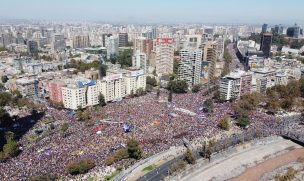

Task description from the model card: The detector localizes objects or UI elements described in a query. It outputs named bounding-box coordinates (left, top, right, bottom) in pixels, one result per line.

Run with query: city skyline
left=0, top=0, right=304, bottom=24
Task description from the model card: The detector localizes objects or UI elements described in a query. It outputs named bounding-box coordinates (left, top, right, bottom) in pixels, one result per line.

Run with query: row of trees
left=167, top=80, right=188, bottom=94
left=146, top=76, right=158, bottom=92
left=221, top=47, right=232, bottom=77
left=67, top=60, right=107, bottom=76
left=0, top=91, right=41, bottom=127
left=67, top=158, right=96, bottom=175
left=266, top=80, right=304, bottom=113
left=105, top=139, right=142, bottom=166
left=0, top=132, right=19, bottom=162
left=109, top=49, right=133, bottom=68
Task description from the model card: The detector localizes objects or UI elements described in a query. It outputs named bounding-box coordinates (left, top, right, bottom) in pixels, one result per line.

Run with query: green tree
left=173, top=60, right=179, bottom=75
left=1, top=75, right=9, bottom=83
left=13, top=90, right=23, bottom=99
left=67, top=159, right=96, bottom=175
left=130, top=90, right=135, bottom=98
left=203, top=99, right=214, bottom=113
left=237, top=117, right=250, bottom=128
left=219, top=117, right=230, bottom=131
left=146, top=76, right=157, bottom=87
left=0, top=132, right=19, bottom=161
left=184, top=148, right=196, bottom=164
left=0, top=108, right=12, bottom=127
left=117, top=49, right=133, bottom=67
left=99, top=64, right=108, bottom=77
left=127, top=139, right=142, bottom=160
left=192, top=84, right=201, bottom=93
left=60, top=123, right=69, bottom=137
left=136, top=88, right=145, bottom=97
left=167, top=80, right=188, bottom=93
left=168, top=89, right=173, bottom=102
left=200, top=141, right=207, bottom=158
left=0, top=92, right=12, bottom=106
left=98, top=93, right=106, bottom=107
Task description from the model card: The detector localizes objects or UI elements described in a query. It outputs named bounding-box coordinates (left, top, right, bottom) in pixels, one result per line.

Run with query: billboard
left=106, top=74, right=123, bottom=81
left=77, top=80, right=96, bottom=88
left=156, top=38, right=174, bottom=44
left=130, top=70, right=144, bottom=77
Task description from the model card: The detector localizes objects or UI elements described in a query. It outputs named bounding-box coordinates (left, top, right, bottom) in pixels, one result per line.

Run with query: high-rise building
left=216, top=36, right=225, bottom=59
left=262, top=24, right=268, bottom=33
left=184, top=35, right=202, bottom=49
left=27, top=40, right=38, bottom=54
left=274, top=25, right=284, bottom=34
left=134, top=37, right=153, bottom=56
left=178, top=49, right=202, bottom=86
left=105, top=36, right=119, bottom=59
left=152, top=28, right=158, bottom=39
left=118, top=33, right=129, bottom=47
left=102, top=34, right=112, bottom=47
left=72, top=35, right=90, bottom=49
left=202, top=41, right=217, bottom=82
left=286, top=23, right=302, bottom=38
left=132, top=50, right=147, bottom=73
left=52, top=34, right=66, bottom=52
left=155, top=38, right=175, bottom=76
left=260, top=33, right=273, bottom=58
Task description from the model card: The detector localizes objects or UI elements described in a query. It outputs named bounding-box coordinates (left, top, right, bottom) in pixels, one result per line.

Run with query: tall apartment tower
left=202, top=41, right=218, bottom=82
left=72, top=35, right=90, bottom=49
left=27, top=40, right=38, bottom=54
left=52, top=34, right=66, bottom=52
left=132, top=50, right=147, bottom=73
left=155, top=38, right=175, bottom=76
left=178, top=49, right=202, bottom=86
left=118, top=33, right=129, bottom=47
left=262, top=24, right=268, bottom=33
left=105, top=36, right=119, bottom=59
left=134, top=37, right=153, bottom=56
left=260, top=33, right=273, bottom=58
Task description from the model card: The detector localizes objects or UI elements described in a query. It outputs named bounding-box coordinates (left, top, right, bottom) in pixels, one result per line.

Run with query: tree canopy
left=167, top=80, right=188, bottom=93
left=127, top=139, right=142, bottom=160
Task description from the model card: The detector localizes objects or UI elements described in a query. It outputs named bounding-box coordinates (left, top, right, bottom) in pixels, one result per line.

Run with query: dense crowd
left=0, top=89, right=303, bottom=180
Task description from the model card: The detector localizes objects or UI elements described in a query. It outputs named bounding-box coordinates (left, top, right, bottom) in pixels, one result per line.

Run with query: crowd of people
left=0, top=89, right=303, bottom=180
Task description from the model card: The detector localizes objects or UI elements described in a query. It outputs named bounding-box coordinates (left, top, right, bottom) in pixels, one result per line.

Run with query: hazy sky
left=0, top=0, right=303, bottom=24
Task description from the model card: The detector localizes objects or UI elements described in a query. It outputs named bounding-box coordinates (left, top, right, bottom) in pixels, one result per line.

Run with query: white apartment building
left=99, top=73, right=125, bottom=102
left=61, top=69, right=146, bottom=110
left=132, top=50, right=147, bottom=73
left=155, top=38, right=175, bottom=76
left=215, top=36, right=225, bottom=59
left=220, top=70, right=252, bottom=101
left=124, top=69, right=146, bottom=95
left=178, top=49, right=202, bottom=86
left=61, top=79, right=99, bottom=110
left=62, top=86, right=87, bottom=110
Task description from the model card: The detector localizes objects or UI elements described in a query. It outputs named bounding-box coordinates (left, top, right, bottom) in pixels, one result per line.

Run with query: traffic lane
left=137, top=157, right=182, bottom=181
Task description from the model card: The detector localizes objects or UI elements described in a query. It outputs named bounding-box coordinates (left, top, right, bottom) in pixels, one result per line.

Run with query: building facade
left=260, top=33, right=272, bottom=58
left=178, top=49, right=202, bottom=86
left=72, top=35, right=90, bottom=49
left=132, top=50, right=147, bottom=73
left=118, top=33, right=128, bottom=47
left=155, top=38, right=175, bottom=76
